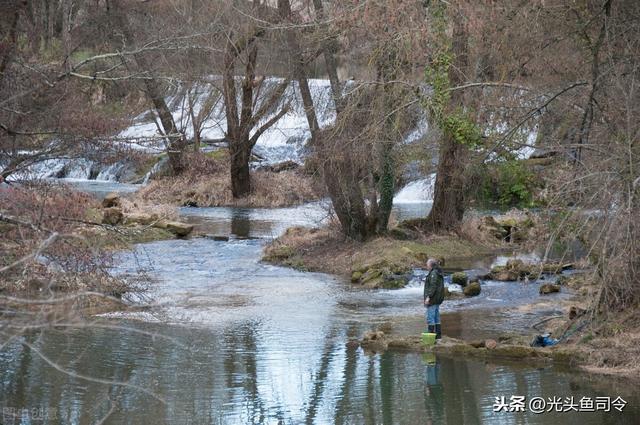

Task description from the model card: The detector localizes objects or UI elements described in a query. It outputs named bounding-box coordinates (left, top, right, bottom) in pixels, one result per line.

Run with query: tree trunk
left=110, top=0, right=186, bottom=174
left=229, top=140, right=251, bottom=198
left=425, top=12, right=470, bottom=232
left=61, top=0, right=71, bottom=72
left=376, top=140, right=395, bottom=233
left=0, top=1, right=23, bottom=90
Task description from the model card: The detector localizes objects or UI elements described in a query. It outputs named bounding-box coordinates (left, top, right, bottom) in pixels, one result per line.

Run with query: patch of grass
left=262, top=225, right=493, bottom=286
left=138, top=168, right=322, bottom=208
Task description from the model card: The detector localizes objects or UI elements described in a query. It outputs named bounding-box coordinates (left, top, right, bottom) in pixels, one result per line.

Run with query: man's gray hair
left=427, top=258, right=439, bottom=268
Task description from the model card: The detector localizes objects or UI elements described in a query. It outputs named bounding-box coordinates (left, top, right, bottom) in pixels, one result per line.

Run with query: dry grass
left=136, top=154, right=322, bottom=208
left=118, top=197, right=178, bottom=221
left=0, top=182, right=140, bottom=296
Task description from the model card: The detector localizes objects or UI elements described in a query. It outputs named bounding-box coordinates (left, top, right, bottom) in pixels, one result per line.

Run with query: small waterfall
left=393, top=174, right=436, bottom=203
left=96, top=162, right=127, bottom=181
left=64, top=159, right=95, bottom=180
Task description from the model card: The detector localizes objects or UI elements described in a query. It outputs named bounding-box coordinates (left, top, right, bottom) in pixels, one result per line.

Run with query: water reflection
left=230, top=209, right=251, bottom=238
left=1, top=202, right=634, bottom=424
left=1, top=326, right=637, bottom=424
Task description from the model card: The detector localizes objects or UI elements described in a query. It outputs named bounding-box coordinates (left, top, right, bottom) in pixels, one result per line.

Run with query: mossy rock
left=362, top=276, right=385, bottom=289
left=451, top=272, right=468, bottom=286
left=381, top=277, right=407, bottom=289
left=505, top=259, right=525, bottom=269
left=488, top=259, right=542, bottom=281
left=539, top=283, right=560, bottom=295
left=283, top=258, right=307, bottom=271
left=487, top=265, right=520, bottom=281
left=360, top=268, right=383, bottom=284
left=463, top=281, right=481, bottom=297
left=351, top=271, right=363, bottom=283
left=389, top=227, right=417, bottom=240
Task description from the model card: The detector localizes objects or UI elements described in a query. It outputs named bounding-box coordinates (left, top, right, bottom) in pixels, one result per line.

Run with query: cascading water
left=393, top=174, right=436, bottom=204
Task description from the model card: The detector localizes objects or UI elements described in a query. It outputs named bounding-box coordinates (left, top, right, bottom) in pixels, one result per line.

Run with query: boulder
left=123, top=212, right=157, bottom=226
left=487, top=259, right=540, bottom=281
left=163, top=221, right=194, bottom=237
left=479, top=216, right=508, bottom=240
left=451, top=272, right=468, bottom=286
left=101, top=207, right=123, bottom=225
left=444, top=287, right=464, bottom=300
left=487, top=265, right=520, bottom=281
left=102, top=192, right=120, bottom=208
left=463, top=281, right=481, bottom=297
left=539, top=283, right=560, bottom=295
left=360, top=268, right=382, bottom=283
left=351, top=271, right=363, bottom=283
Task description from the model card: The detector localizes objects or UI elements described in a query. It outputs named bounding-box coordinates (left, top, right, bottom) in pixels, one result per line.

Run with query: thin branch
left=19, top=339, right=166, bottom=404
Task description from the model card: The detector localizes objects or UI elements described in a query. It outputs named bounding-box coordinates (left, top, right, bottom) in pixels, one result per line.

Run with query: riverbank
left=355, top=271, right=640, bottom=379
left=0, top=184, right=188, bottom=309
left=261, top=211, right=538, bottom=288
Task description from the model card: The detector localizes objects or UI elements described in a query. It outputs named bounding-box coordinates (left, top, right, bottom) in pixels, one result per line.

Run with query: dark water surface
left=1, top=191, right=638, bottom=424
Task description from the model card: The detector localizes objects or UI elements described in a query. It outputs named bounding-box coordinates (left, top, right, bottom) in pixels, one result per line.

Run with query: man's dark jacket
left=424, top=266, right=445, bottom=306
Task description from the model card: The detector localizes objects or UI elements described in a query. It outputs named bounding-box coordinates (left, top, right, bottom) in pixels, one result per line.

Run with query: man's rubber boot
left=428, top=324, right=436, bottom=334
left=435, top=324, right=442, bottom=340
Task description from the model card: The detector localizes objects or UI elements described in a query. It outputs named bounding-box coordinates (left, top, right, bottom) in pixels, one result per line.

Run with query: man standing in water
left=424, top=258, right=445, bottom=339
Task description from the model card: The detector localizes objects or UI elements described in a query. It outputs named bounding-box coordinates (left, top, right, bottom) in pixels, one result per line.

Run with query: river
left=0, top=181, right=637, bottom=424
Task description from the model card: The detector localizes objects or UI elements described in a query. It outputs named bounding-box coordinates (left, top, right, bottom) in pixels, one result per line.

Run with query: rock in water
left=164, top=221, right=194, bottom=237
left=539, top=284, right=560, bottom=295
left=102, top=207, right=123, bottom=225
left=463, top=281, right=481, bottom=297
left=102, top=192, right=120, bottom=208
left=451, top=272, right=468, bottom=286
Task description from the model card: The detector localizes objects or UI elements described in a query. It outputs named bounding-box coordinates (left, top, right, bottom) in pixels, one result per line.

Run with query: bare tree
left=221, top=3, right=290, bottom=198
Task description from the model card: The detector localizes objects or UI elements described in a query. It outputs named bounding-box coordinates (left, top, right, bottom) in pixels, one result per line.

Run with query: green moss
left=451, top=272, right=468, bottom=286
left=205, top=149, right=228, bottom=161
left=262, top=245, right=295, bottom=262
left=283, top=258, right=307, bottom=272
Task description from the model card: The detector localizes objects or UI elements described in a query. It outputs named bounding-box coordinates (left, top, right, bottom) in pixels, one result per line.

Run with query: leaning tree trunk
left=110, top=0, right=186, bottom=174
left=279, top=0, right=369, bottom=240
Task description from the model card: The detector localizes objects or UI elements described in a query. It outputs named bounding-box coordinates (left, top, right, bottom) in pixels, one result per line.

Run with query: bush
left=477, top=160, right=539, bottom=209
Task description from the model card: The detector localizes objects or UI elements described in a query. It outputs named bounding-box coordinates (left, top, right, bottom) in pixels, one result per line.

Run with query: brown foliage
left=136, top=152, right=322, bottom=208
left=0, top=182, right=119, bottom=292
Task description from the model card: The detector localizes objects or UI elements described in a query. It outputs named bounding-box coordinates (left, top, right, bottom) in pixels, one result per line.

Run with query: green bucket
left=421, top=332, right=436, bottom=346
